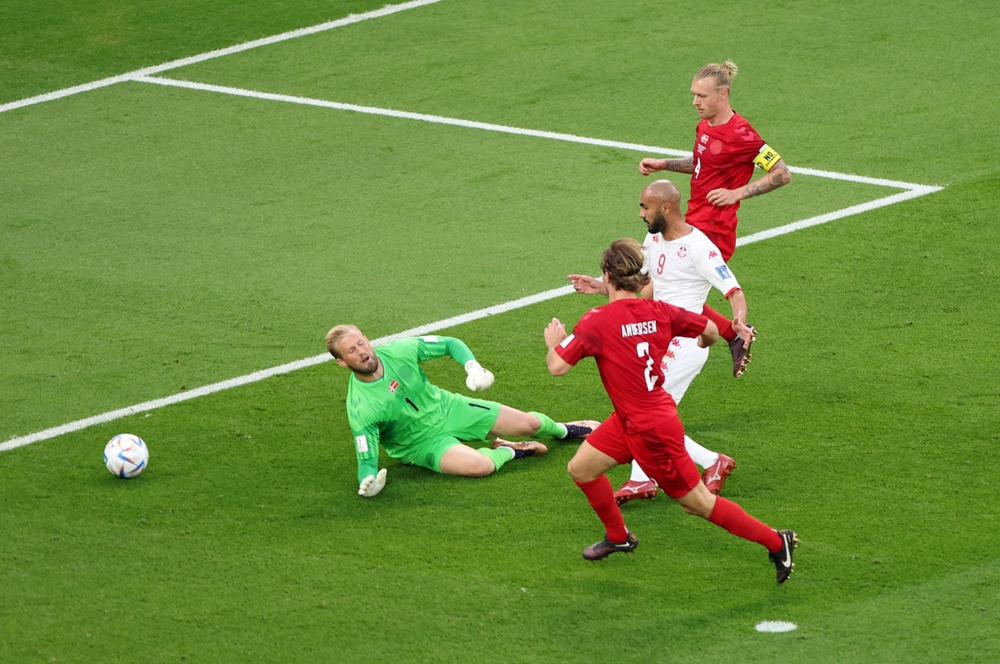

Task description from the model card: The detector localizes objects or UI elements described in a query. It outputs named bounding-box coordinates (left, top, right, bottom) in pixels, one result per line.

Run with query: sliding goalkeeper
left=326, top=324, right=598, bottom=497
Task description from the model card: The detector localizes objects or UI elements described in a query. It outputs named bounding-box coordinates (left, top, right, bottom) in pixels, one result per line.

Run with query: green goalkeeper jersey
left=346, top=335, right=476, bottom=482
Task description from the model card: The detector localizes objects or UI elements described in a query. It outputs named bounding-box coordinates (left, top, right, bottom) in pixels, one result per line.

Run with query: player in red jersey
left=544, top=238, right=797, bottom=582
left=639, top=61, right=792, bottom=377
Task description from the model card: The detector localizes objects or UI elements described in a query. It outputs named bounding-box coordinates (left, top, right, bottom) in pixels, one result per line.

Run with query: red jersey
left=688, top=112, right=768, bottom=260
left=554, top=298, right=707, bottom=433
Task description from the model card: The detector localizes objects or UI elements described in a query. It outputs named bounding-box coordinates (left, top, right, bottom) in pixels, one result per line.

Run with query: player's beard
left=351, top=356, right=380, bottom=376
left=647, top=210, right=667, bottom=235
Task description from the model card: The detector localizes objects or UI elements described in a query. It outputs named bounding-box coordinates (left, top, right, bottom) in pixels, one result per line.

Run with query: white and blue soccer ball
left=104, top=434, right=149, bottom=478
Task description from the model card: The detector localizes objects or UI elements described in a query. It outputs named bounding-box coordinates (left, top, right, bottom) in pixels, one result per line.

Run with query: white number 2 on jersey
left=636, top=342, right=658, bottom=392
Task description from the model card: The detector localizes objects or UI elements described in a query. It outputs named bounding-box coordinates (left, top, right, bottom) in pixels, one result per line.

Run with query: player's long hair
left=695, top=61, right=738, bottom=90
left=601, top=238, right=650, bottom=294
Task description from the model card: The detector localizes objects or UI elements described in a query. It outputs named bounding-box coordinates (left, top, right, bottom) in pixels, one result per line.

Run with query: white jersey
left=643, top=227, right=741, bottom=313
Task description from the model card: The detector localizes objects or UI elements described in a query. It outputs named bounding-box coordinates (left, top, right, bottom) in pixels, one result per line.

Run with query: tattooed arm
left=705, top=159, right=792, bottom=206
left=638, top=156, right=695, bottom=176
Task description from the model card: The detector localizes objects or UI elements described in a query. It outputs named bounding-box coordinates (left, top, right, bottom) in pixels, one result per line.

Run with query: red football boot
left=701, top=454, right=736, bottom=495
left=613, top=480, right=658, bottom=505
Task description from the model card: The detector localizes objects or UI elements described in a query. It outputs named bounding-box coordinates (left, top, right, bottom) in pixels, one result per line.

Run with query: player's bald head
left=639, top=179, right=682, bottom=235
left=642, top=179, right=681, bottom=208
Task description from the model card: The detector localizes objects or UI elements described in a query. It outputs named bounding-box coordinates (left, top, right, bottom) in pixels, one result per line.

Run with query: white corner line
left=135, top=75, right=942, bottom=193
left=0, top=285, right=573, bottom=452
left=0, top=0, right=444, bottom=116
left=738, top=186, right=940, bottom=247
left=787, top=166, right=944, bottom=192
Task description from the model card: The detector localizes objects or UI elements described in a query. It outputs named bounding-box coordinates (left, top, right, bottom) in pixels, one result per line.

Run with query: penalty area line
left=737, top=186, right=940, bottom=248
left=135, top=75, right=942, bottom=192
left=0, top=285, right=573, bottom=453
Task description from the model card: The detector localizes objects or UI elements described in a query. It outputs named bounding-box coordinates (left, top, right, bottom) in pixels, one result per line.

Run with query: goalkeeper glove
left=358, top=468, right=387, bottom=497
left=464, top=360, right=495, bottom=391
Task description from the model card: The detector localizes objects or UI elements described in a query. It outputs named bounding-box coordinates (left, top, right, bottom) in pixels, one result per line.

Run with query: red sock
left=708, top=497, right=783, bottom=552
left=702, top=305, right=736, bottom=343
left=574, top=476, right=628, bottom=543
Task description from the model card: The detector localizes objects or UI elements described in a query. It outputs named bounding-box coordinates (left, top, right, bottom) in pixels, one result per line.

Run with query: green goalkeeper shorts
left=398, top=393, right=502, bottom=473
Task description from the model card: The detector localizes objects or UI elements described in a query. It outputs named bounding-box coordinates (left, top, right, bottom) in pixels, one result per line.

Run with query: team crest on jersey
left=715, top=265, right=732, bottom=280
left=700, top=134, right=709, bottom=144
left=709, top=250, right=718, bottom=259
left=388, top=379, right=399, bottom=393
left=677, top=246, right=688, bottom=258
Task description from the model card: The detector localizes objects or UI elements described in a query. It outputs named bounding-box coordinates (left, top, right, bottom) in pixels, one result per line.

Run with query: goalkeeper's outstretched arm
left=416, top=335, right=494, bottom=391
left=416, top=335, right=475, bottom=365
left=354, top=435, right=386, bottom=498
left=351, top=422, right=382, bottom=482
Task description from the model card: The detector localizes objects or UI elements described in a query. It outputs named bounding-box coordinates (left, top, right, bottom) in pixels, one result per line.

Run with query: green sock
left=529, top=412, right=567, bottom=439
left=478, top=446, right=515, bottom=471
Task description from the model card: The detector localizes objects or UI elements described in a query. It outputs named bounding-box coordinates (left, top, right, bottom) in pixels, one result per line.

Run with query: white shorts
left=660, top=335, right=709, bottom=404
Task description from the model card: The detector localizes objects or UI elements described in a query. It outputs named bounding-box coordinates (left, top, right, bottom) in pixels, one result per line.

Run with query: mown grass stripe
left=0, top=0, right=444, bottom=116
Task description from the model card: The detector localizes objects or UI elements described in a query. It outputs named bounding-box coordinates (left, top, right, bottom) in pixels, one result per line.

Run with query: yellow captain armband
left=753, top=144, right=781, bottom=171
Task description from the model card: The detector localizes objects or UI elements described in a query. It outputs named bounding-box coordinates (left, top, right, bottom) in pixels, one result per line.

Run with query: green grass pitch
left=1, top=0, right=999, bottom=661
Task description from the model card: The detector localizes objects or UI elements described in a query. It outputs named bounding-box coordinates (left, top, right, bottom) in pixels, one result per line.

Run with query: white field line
left=0, top=0, right=444, bottom=116
left=737, top=186, right=940, bottom=247
left=0, top=286, right=573, bottom=452
left=136, top=76, right=942, bottom=193
left=135, top=75, right=689, bottom=159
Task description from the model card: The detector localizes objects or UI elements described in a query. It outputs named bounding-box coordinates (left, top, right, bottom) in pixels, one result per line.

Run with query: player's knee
left=524, top=413, right=542, bottom=436
left=566, top=458, right=593, bottom=482
left=680, top=500, right=713, bottom=519
left=469, top=455, right=496, bottom=477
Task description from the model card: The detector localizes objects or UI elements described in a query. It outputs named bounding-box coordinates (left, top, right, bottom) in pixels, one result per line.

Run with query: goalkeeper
left=326, top=324, right=598, bottom=497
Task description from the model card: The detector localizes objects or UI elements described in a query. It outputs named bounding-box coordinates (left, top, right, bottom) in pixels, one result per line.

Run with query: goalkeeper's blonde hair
left=325, top=324, right=361, bottom=358
left=695, top=61, right=739, bottom=90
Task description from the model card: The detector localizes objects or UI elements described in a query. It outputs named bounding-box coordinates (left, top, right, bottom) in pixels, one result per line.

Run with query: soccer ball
left=104, top=434, right=149, bottom=478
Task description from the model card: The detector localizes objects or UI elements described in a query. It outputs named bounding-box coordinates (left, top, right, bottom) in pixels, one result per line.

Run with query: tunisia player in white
left=569, top=180, right=750, bottom=502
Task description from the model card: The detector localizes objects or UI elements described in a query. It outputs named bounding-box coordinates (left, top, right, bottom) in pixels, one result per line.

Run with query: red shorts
left=689, top=224, right=735, bottom=262
left=587, top=411, right=701, bottom=499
